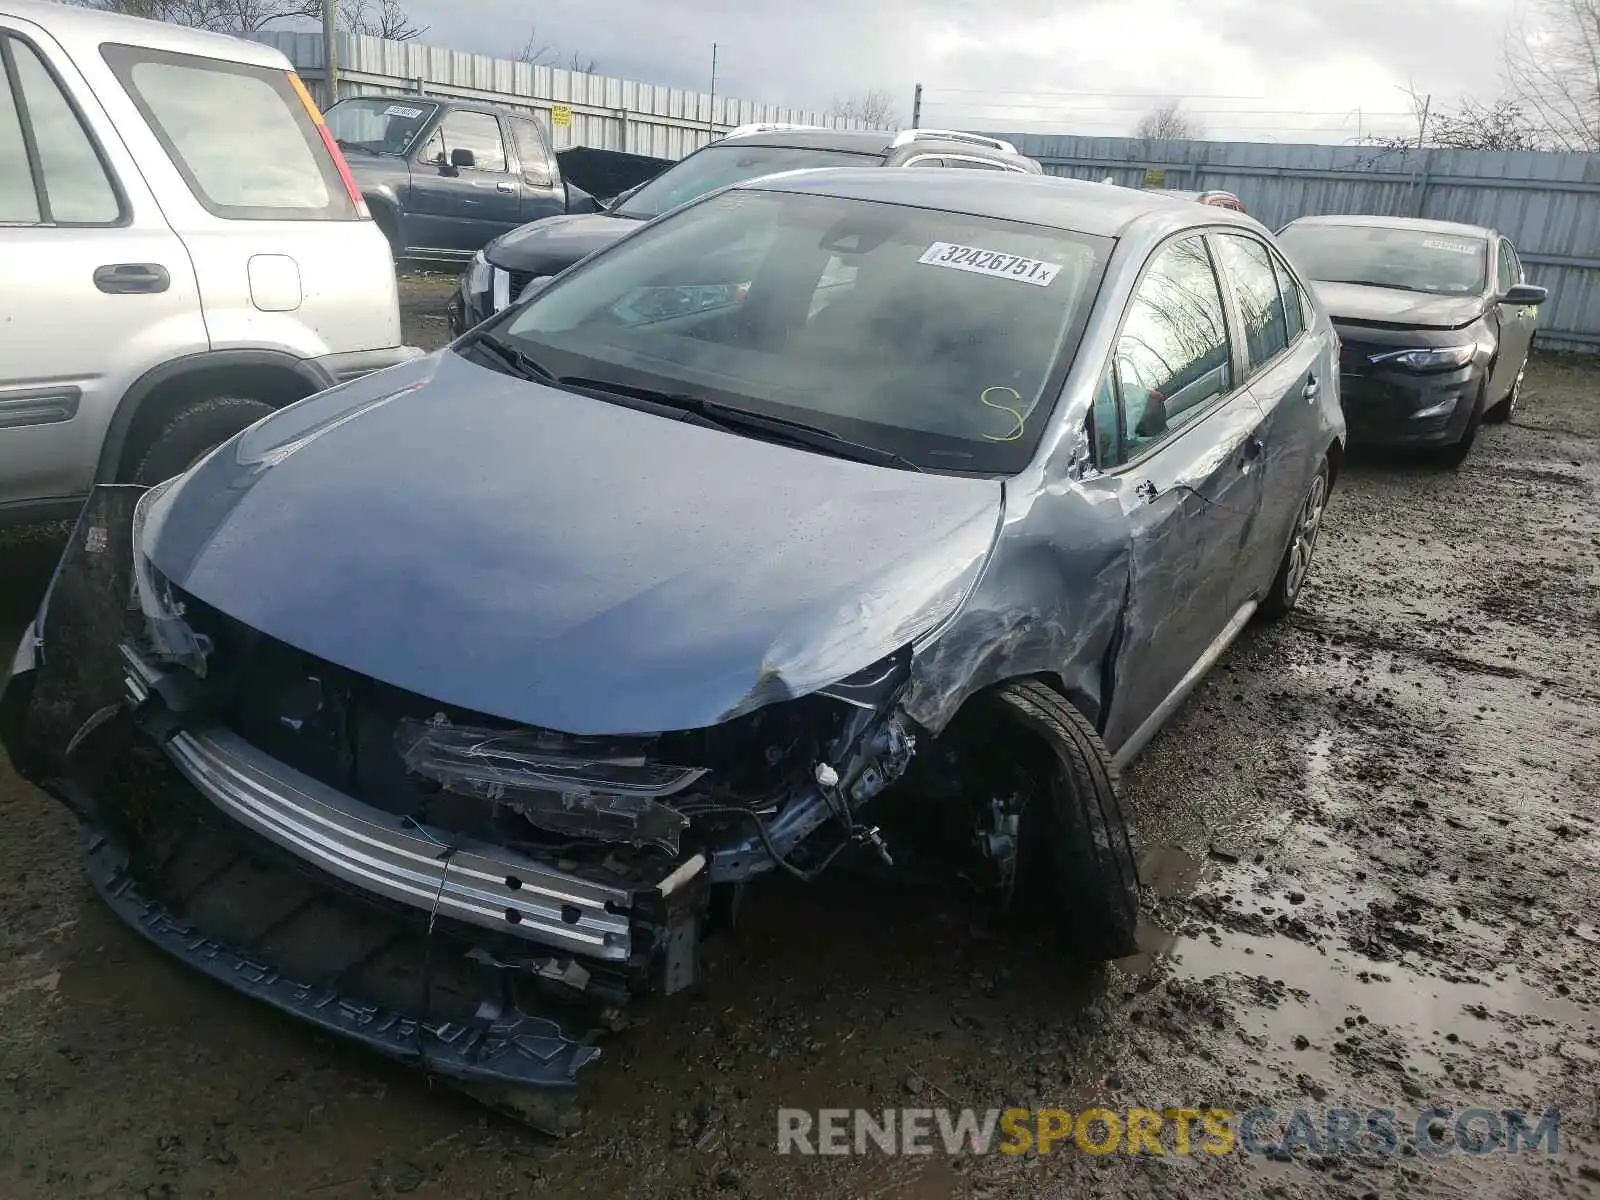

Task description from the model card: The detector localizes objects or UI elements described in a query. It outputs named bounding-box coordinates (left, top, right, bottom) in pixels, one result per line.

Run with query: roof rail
left=721, top=122, right=828, bottom=140
left=889, top=128, right=1020, bottom=155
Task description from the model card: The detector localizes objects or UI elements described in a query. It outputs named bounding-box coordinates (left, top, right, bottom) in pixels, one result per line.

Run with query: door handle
left=93, top=263, right=170, bottom=295
left=1242, top=434, right=1265, bottom=470
left=496, top=181, right=517, bottom=193
left=1135, top=479, right=1158, bottom=503
left=1302, top=374, right=1320, bottom=402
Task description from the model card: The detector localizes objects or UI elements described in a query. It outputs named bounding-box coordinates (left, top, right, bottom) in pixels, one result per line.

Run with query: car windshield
left=488, top=187, right=1111, bottom=472
left=611, top=144, right=882, bottom=220
left=1276, top=223, right=1487, bottom=295
left=324, top=97, right=439, bottom=156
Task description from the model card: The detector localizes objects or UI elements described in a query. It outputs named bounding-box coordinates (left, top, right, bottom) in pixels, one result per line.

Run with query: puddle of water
left=1164, top=927, right=1595, bottom=1102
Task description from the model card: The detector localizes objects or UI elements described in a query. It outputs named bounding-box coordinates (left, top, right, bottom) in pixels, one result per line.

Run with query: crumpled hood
left=1312, top=281, right=1485, bottom=329
left=142, top=352, right=1002, bottom=735
left=486, top=212, right=635, bottom=274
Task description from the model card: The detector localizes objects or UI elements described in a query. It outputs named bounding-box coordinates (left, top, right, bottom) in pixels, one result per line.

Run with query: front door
left=0, top=24, right=203, bottom=512
left=1091, top=234, right=1266, bottom=756
left=1490, top=238, right=1537, bottom=397
left=409, top=108, right=524, bottom=253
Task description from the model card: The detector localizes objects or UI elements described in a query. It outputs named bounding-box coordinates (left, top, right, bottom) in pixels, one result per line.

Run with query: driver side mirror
left=449, top=147, right=476, bottom=170
left=1499, top=283, right=1547, bottom=306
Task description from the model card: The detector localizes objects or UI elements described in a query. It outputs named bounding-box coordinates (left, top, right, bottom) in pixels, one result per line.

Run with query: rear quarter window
left=101, top=44, right=354, bottom=221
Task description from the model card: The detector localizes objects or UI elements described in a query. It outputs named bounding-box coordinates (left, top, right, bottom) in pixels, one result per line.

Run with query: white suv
left=0, top=0, right=419, bottom=524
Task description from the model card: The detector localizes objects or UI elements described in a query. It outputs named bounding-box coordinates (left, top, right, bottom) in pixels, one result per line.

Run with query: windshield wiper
left=1338, top=279, right=1435, bottom=294
left=558, top=377, right=924, bottom=472
left=468, top=333, right=556, bottom=382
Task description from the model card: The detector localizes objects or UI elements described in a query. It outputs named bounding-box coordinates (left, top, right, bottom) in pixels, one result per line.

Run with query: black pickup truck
left=323, top=95, right=599, bottom=262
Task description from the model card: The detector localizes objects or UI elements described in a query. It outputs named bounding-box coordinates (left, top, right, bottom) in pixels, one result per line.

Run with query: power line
left=921, top=101, right=1415, bottom=118
left=922, top=86, right=1274, bottom=100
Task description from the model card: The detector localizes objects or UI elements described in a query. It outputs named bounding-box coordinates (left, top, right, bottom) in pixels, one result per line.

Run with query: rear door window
left=1270, top=251, right=1305, bottom=342
left=2, top=35, right=121, bottom=224
left=1213, top=232, right=1289, bottom=374
left=0, top=38, right=40, bottom=223
left=102, top=44, right=352, bottom=220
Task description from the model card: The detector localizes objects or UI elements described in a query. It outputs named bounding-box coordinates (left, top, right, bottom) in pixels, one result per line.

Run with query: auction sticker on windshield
left=1422, top=237, right=1479, bottom=254
left=919, top=242, right=1063, bottom=287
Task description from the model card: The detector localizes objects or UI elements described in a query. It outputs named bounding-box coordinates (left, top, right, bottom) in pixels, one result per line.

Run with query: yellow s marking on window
left=980, top=386, right=1026, bottom=442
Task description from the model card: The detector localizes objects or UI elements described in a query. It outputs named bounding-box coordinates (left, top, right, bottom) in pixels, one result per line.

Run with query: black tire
left=130, top=396, right=276, bottom=485
left=1258, top=460, right=1330, bottom=622
left=990, top=679, right=1139, bottom=961
left=1432, top=384, right=1484, bottom=470
left=1483, top=358, right=1524, bottom=424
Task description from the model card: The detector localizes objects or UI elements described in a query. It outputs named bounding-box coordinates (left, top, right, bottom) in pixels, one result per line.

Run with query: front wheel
left=1483, top=358, right=1525, bottom=424
left=1258, top=461, right=1330, bottom=621
left=988, top=680, right=1140, bottom=961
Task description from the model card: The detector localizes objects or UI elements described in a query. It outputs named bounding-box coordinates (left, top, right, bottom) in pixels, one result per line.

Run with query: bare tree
left=341, top=0, right=426, bottom=41
left=1134, top=100, right=1203, bottom=140
left=515, top=24, right=598, bottom=74
left=1504, top=0, right=1600, bottom=151
left=77, top=0, right=423, bottom=37
left=829, top=89, right=899, bottom=128
left=1367, top=85, right=1542, bottom=152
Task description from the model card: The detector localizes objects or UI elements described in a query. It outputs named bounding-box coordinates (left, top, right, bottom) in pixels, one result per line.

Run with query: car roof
left=740, top=167, right=1259, bottom=239
left=1284, top=213, right=1494, bottom=239
left=5, top=0, right=292, bottom=69
left=713, top=126, right=1031, bottom=160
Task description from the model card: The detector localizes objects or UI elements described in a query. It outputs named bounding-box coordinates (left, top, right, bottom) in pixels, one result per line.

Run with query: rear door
left=1094, top=233, right=1267, bottom=755
left=1209, top=230, right=1324, bottom=610
left=507, top=114, right=564, bottom=225
left=98, top=43, right=400, bottom=360
left=0, top=23, right=203, bottom=510
left=408, top=108, right=522, bottom=253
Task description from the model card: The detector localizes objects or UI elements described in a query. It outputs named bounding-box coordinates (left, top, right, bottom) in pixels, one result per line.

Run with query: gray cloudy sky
left=402, top=0, right=1519, bottom=143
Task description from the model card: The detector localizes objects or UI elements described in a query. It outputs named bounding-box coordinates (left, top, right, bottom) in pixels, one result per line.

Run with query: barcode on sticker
left=918, top=242, right=1062, bottom=286
left=384, top=104, right=425, bottom=119
left=1422, top=238, right=1478, bottom=255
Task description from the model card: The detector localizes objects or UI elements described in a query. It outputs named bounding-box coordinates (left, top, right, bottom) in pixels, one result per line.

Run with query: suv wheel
left=131, top=396, right=276, bottom=485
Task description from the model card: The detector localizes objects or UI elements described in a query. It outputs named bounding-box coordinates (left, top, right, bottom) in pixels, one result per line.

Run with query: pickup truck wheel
left=986, top=679, right=1140, bottom=961
left=130, top=396, right=276, bottom=485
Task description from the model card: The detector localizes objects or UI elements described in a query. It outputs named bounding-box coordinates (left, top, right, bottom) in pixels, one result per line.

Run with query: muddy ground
left=1, top=274, right=1597, bottom=1198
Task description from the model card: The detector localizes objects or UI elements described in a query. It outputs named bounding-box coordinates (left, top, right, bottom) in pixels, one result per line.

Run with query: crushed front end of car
left=0, top=485, right=926, bottom=1133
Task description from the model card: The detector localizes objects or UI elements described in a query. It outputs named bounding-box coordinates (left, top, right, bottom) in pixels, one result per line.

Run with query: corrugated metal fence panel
left=999, top=134, right=1600, bottom=351
left=251, top=30, right=872, bottom=162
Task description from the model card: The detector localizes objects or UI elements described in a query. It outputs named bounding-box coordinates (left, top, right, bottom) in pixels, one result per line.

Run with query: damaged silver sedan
left=0, top=171, right=1344, bottom=1130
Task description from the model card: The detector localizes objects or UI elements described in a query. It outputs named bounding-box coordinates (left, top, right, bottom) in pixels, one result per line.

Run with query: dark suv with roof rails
left=449, top=124, right=1043, bottom=333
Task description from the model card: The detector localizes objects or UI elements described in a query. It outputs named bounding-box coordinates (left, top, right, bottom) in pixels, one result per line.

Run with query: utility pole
left=1416, top=93, right=1432, bottom=148
left=321, top=0, right=339, bottom=106
left=707, top=43, right=718, bottom=142
left=911, top=83, right=922, bottom=129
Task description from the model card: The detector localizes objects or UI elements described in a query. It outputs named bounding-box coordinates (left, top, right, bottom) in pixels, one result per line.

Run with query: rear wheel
left=130, top=396, right=276, bottom=485
left=983, top=680, right=1140, bottom=961
left=1258, top=461, right=1330, bottom=621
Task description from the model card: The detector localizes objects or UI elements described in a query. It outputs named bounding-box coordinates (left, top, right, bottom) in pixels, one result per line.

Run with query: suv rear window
left=101, top=44, right=355, bottom=221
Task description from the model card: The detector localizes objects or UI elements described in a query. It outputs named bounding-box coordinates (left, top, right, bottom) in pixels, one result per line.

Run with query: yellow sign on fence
left=551, top=104, right=573, bottom=127
left=1143, top=168, right=1166, bottom=187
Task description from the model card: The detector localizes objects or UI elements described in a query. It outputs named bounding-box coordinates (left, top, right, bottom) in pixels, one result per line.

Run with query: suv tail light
left=287, top=73, right=370, bottom=220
